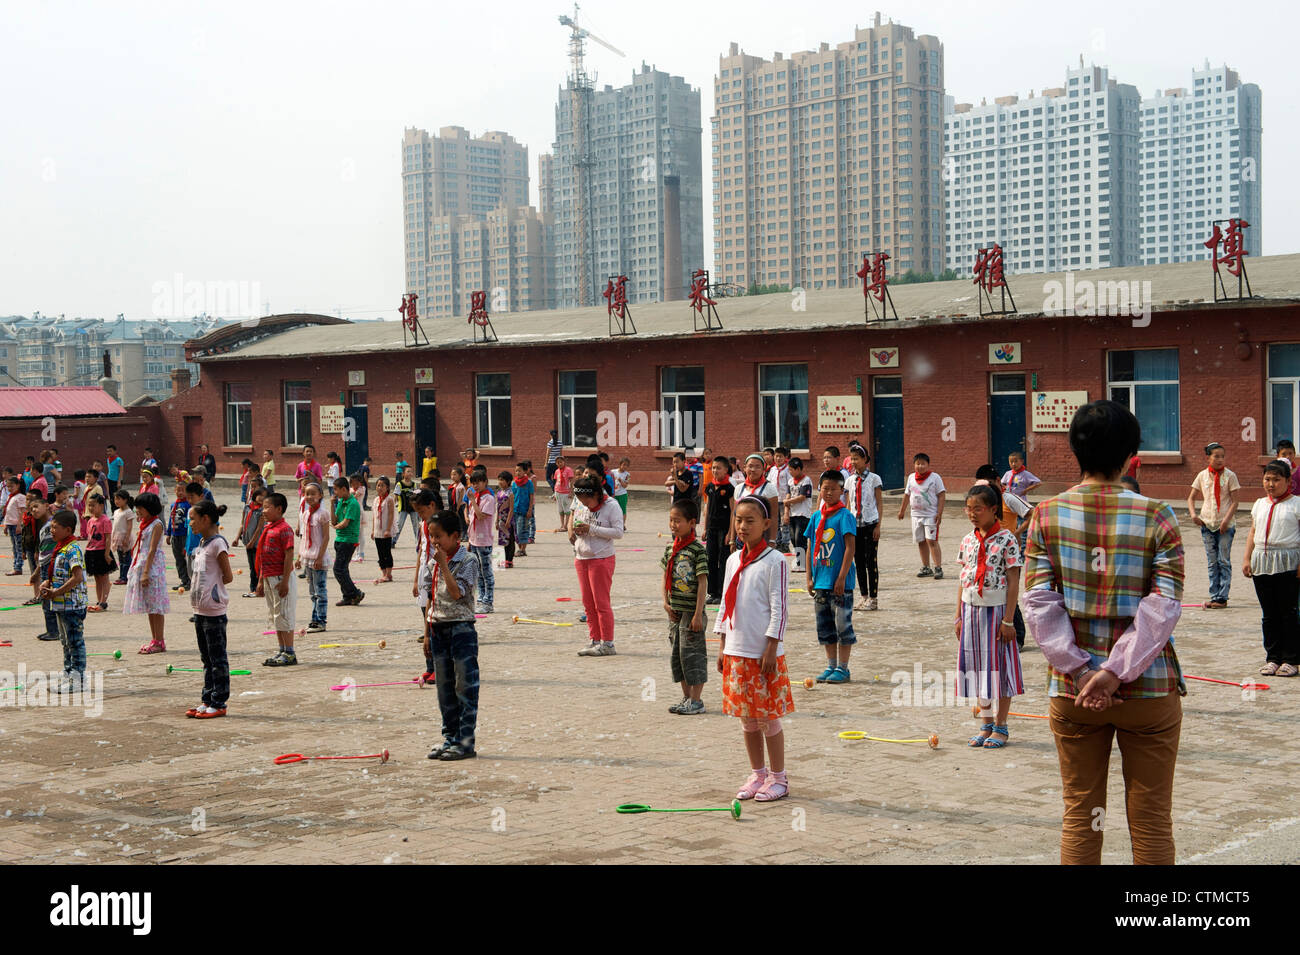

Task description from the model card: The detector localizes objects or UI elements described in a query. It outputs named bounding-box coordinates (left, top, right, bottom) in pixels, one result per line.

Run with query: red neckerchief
left=1262, top=492, right=1292, bottom=555
left=513, top=475, right=529, bottom=487
left=721, top=541, right=769, bottom=628
left=47, top=537, right=78, bottom=585
left=742, top=475, right=765, bottom=494
left=1209, top=466, right=1225, bottom=512
left=1011, top=465, right=1025, bottom=476
left=305, top=500, right=321, bottom=552
left=914, top=469, right=931, bottom=482
left=470, top=489, right=490, bottom=529
left=664, top=531, right=696, bottom=595
left=820, top=500, right=845, bottom=520
left=133, top=516, right=157, bottom=560
left=853, top=470, right=865, bottom=515
left=419, top=518, right=433, bottom=564
left=973, top=520, right=1002, bottom=595
left=243, top=503, right=261, bottom=541
left=375, top=491, right=390, bottom=532
left=712, top=472, right=730, bottom=485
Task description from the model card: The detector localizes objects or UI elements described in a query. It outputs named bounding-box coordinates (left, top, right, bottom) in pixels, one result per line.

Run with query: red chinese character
left=603, top=275, right=629, bottom=315
left=687, top=269, right=715, bottom=313
left=857, top=253, right=890, bottom=302
left=1204, top=219, right=1250, bottom=277
left=973, top=244, right=1007, bottom=293
left=467, top=290, right=489, bottom=326
left=399, top=293, right=419, bottom=330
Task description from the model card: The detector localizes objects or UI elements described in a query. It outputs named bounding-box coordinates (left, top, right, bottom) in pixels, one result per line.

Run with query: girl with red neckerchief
left=730, top=454, right=778, bottom=550
left=716, top=496, right=793, bottom=803
left=954, top=484, right=1024, bottom=748
left=1242, top=460, right=1300, bottom=677
left=371, top=476, right=396, bottom=583
left=123, top=492, right=170, bottom=654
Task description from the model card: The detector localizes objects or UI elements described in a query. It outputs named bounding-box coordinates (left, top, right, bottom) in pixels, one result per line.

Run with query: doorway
left=344, top=390, right=369, bottom=475
left=415, top=389, right=437, bottom=467
left=871, top=376, right=904, bottom=490
left=989, top=373, right=1027, bottom=471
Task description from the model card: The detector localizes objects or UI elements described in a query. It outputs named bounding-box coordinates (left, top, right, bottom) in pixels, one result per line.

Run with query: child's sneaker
left=194, top=706, right=226, bottom=719
left=825, top=666, right=851, bottom=684
left=916, top=566, right=933, bottom=577
left=678, top=698, right=705, bottom=715
left=592, top=642, right=617, bottom=656
left=306, top=621, right=326, bottom=633
left=933, top=566, right=944, bottom=580
left=867, top=597, right=878, bottom=611
left=577, top=641, right=600, bottom=656
left=815, top=665, right=838, bottom=683
left=668, top=697, right=689, bottom=714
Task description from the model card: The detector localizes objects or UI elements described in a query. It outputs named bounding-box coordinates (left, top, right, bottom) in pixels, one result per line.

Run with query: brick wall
left=160, top=301, right=1296, bottom=502
left=0, top=412, right=161, bottom=479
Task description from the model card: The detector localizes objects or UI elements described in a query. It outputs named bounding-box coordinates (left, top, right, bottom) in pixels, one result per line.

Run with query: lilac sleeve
left=1100, top=593, right=1181, bottom=682
left=1020, top=588, right=1091, bottom=674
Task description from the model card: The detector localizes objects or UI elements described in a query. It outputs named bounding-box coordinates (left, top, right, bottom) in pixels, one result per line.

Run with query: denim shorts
left=812, top=590, right=856, bottom=645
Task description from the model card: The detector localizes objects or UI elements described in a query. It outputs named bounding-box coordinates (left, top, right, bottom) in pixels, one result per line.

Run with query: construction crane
left=557, top=5, right=623, bottom=307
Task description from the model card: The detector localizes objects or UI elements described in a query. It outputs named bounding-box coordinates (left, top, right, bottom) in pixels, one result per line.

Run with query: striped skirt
left=956, top=601, right=1024, bottom=702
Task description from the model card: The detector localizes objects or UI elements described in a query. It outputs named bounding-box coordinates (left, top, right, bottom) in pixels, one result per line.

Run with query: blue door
left=871, top=376, right=905, bottom=490
left=344, top=390, right=369, bottom=475
left=989, top=374, right=1027, bottom=471
left=415, top=388, right=438, bottom=465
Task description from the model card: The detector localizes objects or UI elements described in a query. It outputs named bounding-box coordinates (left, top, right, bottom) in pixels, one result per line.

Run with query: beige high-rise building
left=713, top=15, right=945, bottom=292
left=426, top=206, right=552, bottom=318
left=402, top=126, right=530, bottom=305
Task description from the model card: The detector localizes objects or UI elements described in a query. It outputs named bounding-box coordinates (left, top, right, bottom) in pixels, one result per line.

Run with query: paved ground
left=0, top=489, right=1296, bottom=865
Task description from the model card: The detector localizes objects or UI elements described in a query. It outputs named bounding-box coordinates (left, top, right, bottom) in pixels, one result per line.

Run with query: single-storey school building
left=154, top=254, right=1300, bottom=502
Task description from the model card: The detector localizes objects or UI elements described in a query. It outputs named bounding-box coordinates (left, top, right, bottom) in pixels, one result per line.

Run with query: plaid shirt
left=1024, top=483, right=1185, bottom=699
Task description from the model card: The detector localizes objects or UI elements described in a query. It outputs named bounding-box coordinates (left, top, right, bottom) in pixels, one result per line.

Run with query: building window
left=476, top=373, right=512, bottom=448
left=225, top=382, right=252, bottom=447
left=1267, top=344, right=1300, bottom=452
left=759, top=363, right=809, bottom=450
left=660, top=366, right=705, bottom=449
left=1107, top=349, right=1179, bottom=452
left=283, top=380, right=311, bottom=447
left=558, top=370, right=597, bottom=448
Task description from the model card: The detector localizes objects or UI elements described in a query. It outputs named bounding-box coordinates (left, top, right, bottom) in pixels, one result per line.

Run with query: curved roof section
left=184, top=313, right=349, bottom=360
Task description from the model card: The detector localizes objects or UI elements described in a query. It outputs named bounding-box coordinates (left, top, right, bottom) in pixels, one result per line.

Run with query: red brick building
left=159, top=255, right=1300, bottom=501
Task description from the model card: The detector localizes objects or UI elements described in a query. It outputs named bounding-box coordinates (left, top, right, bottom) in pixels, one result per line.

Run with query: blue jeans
left=812, top=590, right=856, bottom=645
left=1201, top=525, right=1235, bottom=603
left=306, top=566, right=328, bottom=624
left=514, top=513, right=531, bottom=544
left=55, top=607, right=87, bottom=675
left=469, top=545, right=494, bottom=606
left=429, top=621, right=480, bottom=749
left=43, top=600, right=58, bottom=639
left=6, top=526, right=21, bottom=574
left=393, top=510, right=413, bottom=546
left=194, top=613, right=230, bottom=708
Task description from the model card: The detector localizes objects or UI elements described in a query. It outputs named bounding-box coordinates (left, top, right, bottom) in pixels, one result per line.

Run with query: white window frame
left=476, top=373, right=512, bottom=448
left=1267, top=343, right=1300, bottom=452
left=557, top=370, right=597, bottom=449
left=759, top=362, right=809, bottom=450
left=225, top=382, right=252, bottom=447
left=1105, top=348, right=1180, bottom=452
left=283, top=380, right=311, bottom=448
left=659, top=366, right=705, bottom=450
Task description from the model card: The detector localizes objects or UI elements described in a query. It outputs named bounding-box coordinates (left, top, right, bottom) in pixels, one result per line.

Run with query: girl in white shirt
left=570, top=476, right=625, bottom=657
left=716, top=496, right=793, bottom=803
left=1242, top=460, right=1300, bottom=676
left=371, top=476, right=396, bottom=583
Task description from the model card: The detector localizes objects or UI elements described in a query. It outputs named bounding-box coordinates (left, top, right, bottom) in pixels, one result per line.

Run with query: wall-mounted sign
left=868, top=347, right=899, bottom=369
left=817, top=396, right=863, bottom=432
left=382, top=402, right=412, bottom=433
left=989, top=342, right=1021, bottom=364
left=1032, top=391, right=1088, bottom=433
left=347, top=370, right=366, bottom=386
left=319, top=405, right=346, bottom=434
left=415, top=368, right=433, bottom=384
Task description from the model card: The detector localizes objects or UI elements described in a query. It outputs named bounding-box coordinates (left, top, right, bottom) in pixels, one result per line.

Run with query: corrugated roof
left=0, top=387, right=128, bottom=419
left=197, top=253, right=1300, bottom=362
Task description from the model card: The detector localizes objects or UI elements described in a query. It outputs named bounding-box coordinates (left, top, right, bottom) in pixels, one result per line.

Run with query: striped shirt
left=1024, top=483, right=1185, bottom=699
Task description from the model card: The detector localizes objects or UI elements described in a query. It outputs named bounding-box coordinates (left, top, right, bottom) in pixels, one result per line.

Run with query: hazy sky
left=3, top=0, right=1294, bottom=322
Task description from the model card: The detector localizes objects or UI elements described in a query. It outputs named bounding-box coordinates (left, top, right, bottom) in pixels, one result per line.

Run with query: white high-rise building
left=1139, top=65, right=1261, bottom=265
left=944, top=65, right=1141, bottom=276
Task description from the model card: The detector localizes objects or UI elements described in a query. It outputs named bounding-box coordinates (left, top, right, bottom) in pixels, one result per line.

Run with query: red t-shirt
left=255, top=518, right=295, bottom=578
left=554, top=466, right=575, bottom=495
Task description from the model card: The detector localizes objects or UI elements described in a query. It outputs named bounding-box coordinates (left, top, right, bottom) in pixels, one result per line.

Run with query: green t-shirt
left=333, top=496, right=361, bottom=544
left=660, top=540, right=709, bottom=613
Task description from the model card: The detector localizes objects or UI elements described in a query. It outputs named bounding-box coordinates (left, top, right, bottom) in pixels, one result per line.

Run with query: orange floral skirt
left=721, top=654, right=795, bottom=720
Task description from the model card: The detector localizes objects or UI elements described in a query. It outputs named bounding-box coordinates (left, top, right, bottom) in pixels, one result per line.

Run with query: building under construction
left=544, top=10, right=703, bottom=309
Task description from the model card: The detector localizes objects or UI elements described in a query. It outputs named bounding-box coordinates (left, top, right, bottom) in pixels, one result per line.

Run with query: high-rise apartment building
left=944, top=65, right=1141, bottom=276
left=547, top=64, right=703, bottom=308
left=1140, top=64, right=1261, bottom=264
left=425, top=206, right=552, bottom=318
left=402, top=126, right=530, bottom=306
left=712, top=15, right=945, bottom=292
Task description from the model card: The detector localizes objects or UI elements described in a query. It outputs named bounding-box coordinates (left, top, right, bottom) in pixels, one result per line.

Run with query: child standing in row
left=512, top=463, right=535, bottom=557
left=700, top=456, right=735, bottom=604
left=1187, top=441, right=1241, bottom=609
left=1243, top=460, right=1300, bottom=677
left=955, top=484, right=1024, bottom=748
left=717, top=496, right=793, bottom=802
left=425, top=511, right=481, bottom=761
left=167, top=484, right=192, bottom=593
left=553, top=455, right=575, bottom=532
left=111, top=490, right=135, bottom=585
left=465, top=470, right=497, bottom=614
left=845, top=443, right=883, bottom=611
left=330, top=477, right=364, bottom=606
left=187, top=500, right=235, bottom=718
left=785, top=457, right=814, bottom=575
left=495, top=471, right=516, bottom=568
left=40, top=510, right=88, bottom=692
left=4, top=476, right=26, bottom=575
left=613, top=457, right=631, bottom=519
left=125, top=492, right=169, bottom=654
left=258, top=493, right=298, bottom=667
left=807, top=470, right=856, bottom=684
left=371, top=475, right=396, bottom=583
left=299, top=482, right=331, bottom=634
left=411, top=489, right=439, bottom=684
left=572, top=476, right=624, bottom=656
left=898, top=452, right=946, bottom=579
left=661, top=499, right=709, bottom=714
left=235, top=487, right=264, bottom=596
left=82, top=494, right=114, bottom=612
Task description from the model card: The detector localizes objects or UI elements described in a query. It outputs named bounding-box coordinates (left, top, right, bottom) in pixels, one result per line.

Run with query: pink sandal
left=754, top=772, right=789, bottom=802
left=138, top=640, right=166, bottom=655
left=736, top=769, right=769, bottom=800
